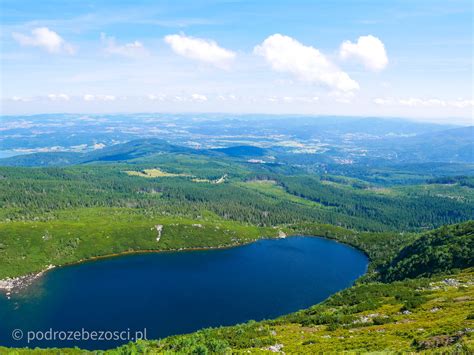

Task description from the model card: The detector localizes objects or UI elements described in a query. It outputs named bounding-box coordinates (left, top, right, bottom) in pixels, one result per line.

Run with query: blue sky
left=1, top=0, right=472, bottom=124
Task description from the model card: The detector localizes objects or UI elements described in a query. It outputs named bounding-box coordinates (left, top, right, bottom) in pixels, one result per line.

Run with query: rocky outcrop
left=0, top=264, right=55, bottom=296
left=155, top=224, right=163, bottom=241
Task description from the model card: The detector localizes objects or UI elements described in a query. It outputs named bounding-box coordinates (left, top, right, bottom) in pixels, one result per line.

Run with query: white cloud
left=9, top=96, right=31, bottom=102
left=145, top=93, right=208, bottom=102
left=282, top=96, right=319, bottom=103
left=190, top=93, right=208, bottom=102
left=147, top=94, right=167, bottom=101
left=164, top=34, right=236, bottom=68
left=101, top=33, right=148, bottom=58
left=47, top=93, right=70, bottom=101
left=12, top=27, right=75, bottom=54
left=399, top=98, right=445, bottom=107
left=100, top=95, right=116, bottom=101
left=83, top=94, right=116, bottom=101
left=217, top=94, right=237, bottom=101
left=339, top=35, right=388, bottom=71
left=254, top=34, right=359, bottom=92
left=449, top=99, right=474, bottom=108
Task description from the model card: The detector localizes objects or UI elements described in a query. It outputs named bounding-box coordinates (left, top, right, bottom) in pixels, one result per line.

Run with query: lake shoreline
left=0, top=264, right=55, bottom=296
left=0, top=238, right=265, bottom=294
left=0, top=231, right=372, bottom=296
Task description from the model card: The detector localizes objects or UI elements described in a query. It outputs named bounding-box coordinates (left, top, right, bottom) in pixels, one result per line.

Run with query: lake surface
left=0, top=236, right=368, bottom=349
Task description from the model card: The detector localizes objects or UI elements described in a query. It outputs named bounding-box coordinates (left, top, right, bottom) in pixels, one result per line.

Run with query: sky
left=0, top=0, right=473, bottom=124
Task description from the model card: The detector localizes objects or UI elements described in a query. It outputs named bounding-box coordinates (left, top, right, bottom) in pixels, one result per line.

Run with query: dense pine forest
left=1, top=153, right=472, bottom=231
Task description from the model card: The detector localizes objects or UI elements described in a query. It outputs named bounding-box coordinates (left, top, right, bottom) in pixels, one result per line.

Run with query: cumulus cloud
left=339, top=35, right=388, bottom=71
left=12, top=27, right=75, bottom=54
left=47, top=93, right=70, bottom=101
left=101, top=33, right=148, bottom=58
left=254, top=34, right=359, bottom=92
left=164, top=34, right=236, bottom=68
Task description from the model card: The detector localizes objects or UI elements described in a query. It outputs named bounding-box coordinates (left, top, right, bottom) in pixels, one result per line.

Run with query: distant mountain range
left=0, top=123, right=472, bottom=167
left=0, top=139, right=272, bottom=167
left=372, top=126, right=473, bottom=163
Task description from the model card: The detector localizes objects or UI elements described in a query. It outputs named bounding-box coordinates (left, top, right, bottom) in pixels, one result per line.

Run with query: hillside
left=380, top=221, right=474, bottom=281
left=3, top=222, right=473, bottom=354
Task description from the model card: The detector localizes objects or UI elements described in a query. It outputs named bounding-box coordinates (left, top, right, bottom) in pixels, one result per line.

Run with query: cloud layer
left=374, top=97, right=474, bottom=108
left=339, top=35, right=388, bottom=71
left=47, top=93, right=70, bottom=101
left=12, top=27, right=75, bottom=54
left=164, top=34, right=235, bottom=68
left=254, top=34, right=359, bottom=92
left=83, top=94, right=116, bottom=101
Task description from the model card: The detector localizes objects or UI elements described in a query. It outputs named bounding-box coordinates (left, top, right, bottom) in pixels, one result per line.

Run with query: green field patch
left=124, top=168, right=189, bottom=178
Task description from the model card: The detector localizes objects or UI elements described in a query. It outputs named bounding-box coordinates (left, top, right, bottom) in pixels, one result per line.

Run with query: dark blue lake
left=0, top=236, right=368, bottom=349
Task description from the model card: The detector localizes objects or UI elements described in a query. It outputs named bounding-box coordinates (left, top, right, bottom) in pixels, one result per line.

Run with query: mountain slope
left=379, top=221, right=474, bottom=282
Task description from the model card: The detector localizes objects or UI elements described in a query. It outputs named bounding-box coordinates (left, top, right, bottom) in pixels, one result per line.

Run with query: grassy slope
left=0, top=205, right=419, bottom=280
left=115, top=269, right=473, bottom=354
left=0, top=208, right=277, bottom=279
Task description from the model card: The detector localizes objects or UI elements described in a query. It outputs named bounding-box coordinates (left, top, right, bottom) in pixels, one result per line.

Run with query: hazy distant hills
left=374, top=126, right=473, bottom=163
left=0, top=115, right=455, bottom=151
left=0, top=139, right=273, bottom=167
left=0, top=115, right=471, bottom=167
left=0, top=139, right=197, bottom=167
